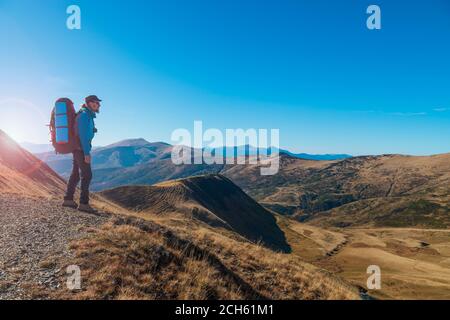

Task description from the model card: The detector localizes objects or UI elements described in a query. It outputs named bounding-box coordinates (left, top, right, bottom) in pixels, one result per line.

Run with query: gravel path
left=0, top=195, right=109, bottom=299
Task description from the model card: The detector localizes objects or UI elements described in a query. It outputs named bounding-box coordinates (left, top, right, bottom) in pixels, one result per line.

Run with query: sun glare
left=0, top=98, right=48, bottom=144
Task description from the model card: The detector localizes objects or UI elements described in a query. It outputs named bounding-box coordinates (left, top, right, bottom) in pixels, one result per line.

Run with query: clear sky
left=0, top=0, right=449, bottom=155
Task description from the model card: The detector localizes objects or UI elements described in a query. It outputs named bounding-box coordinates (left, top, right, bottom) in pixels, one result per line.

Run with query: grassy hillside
left=100, top=174, right=291, bottom=253
left=310, top=198, right=450, bottom=229
left=52, top=215, right=359, bottom=300
left=222, top=153, right=450, bottom=228
left=0, top=129, right=66, bottom=196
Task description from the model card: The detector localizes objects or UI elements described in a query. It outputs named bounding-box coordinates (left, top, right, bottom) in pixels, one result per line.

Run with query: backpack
left=49, top=98, right=78, bottom=154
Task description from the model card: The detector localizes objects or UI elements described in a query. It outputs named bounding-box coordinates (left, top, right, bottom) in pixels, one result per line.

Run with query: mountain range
left=35, top=139, right=351, bottom=191
left=224, top=151, right=450, bottom=227
left=34, top=138, right=450, bottom=229
left=0, top=129, right=360, bottom=300
left=24, top=140, right=351, bottom=160
left=2, top=130, right=450, bottom=299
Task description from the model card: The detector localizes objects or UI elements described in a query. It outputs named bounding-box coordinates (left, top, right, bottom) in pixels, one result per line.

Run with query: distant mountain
left=280, top=150, right=351, bottom=161
left=101, top=174, right=291, bottom=252
left=99, top=138, right=167, bottom=148
left=36, top=138, right=173, bottom=177
left=206, top=145, right=351, bottom=161
left=20, top=142, right=53, bottom=154
left=36, top=138, right=351, bottom=189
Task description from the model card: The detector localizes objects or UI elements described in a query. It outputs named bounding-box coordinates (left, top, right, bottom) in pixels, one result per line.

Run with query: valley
left=279, top=217, right=450, bottom=299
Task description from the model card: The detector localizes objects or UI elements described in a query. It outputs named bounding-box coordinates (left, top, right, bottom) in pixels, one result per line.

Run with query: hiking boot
left=62, top=199, right=78, bottom=209
left=77, top=203, right=98, bottom=214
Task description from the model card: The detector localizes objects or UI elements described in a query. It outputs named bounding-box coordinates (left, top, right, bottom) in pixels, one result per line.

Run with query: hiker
left=62, top=95, right=102, bottom=213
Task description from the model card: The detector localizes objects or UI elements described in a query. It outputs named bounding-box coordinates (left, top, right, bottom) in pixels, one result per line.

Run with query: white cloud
left=388, top=112, right=427, bottom=116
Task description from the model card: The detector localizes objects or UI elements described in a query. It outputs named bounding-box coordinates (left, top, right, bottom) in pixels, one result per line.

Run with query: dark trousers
left=64, top=150, right=92, bottom=204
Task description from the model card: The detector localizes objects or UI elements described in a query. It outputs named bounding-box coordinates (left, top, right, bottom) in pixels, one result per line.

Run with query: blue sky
left=0, top=0, right=449, bottom=155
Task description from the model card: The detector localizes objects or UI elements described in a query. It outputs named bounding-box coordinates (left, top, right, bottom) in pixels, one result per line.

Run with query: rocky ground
left=0, top=195, right=109, bottom=299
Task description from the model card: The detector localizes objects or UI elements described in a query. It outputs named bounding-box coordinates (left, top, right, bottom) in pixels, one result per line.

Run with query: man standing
left=62, top=95, right=102, bottom=213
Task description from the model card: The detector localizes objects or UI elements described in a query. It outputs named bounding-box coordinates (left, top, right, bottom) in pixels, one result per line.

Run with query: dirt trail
left=0, top=195, right=108, bottom=299
left=324, top=238, right=349, bottom=257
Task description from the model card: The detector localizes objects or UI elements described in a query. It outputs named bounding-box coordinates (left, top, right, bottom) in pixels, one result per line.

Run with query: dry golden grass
left=279, top=217, right=450, bottom=300
left=62, top=223, right=247, bottom=300
left=186, top=225, right=359, bottom=300
left=333, top=228, right=450, bottom=300
left=52, top=215, right=359, bottom=300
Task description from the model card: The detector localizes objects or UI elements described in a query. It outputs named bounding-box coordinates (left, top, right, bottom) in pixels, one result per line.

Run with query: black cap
left=85, top=95, right=102, bottom=103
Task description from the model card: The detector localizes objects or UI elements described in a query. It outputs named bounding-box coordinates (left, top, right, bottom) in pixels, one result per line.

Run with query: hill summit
left=100, top=174, right=291, bottom=252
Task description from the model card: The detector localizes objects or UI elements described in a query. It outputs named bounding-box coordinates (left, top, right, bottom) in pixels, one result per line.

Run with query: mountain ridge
left=224, top=152, right=450, bottom=228
left=31, top=137, right=450, bottom=229
left=33, top=138, right=353, bottom=191
left=100, top=174, right=291, bottom=253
